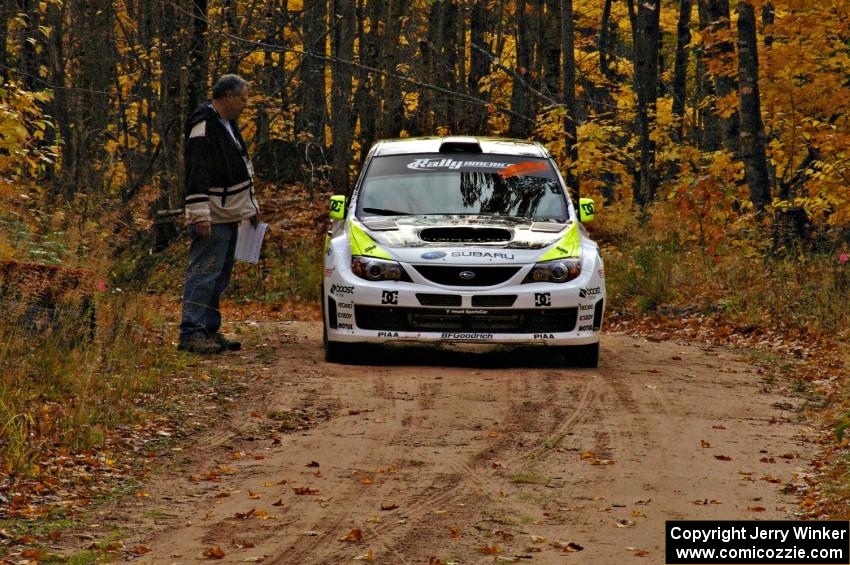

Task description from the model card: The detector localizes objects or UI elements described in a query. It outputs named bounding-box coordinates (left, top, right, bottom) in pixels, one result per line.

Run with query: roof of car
left=372, top=136, right=550, bottom=158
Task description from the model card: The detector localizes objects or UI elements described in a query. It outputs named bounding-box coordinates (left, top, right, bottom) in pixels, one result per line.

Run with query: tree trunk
left=468, top=0, right=490, bottom=134
left=736, top=0, right=770, bottom=211
left=542, top=0, right=562, bottom=101
left=297, top=0, right=327, bottom=144
left=331, top=0, right=355, bottom=192
left=563, top=0, right=579, bottom=203
left=188, top=0, right=209, bottom=113
left=435, top=0, right=458, bottom=132
left=633, top=0, right=660, bottom=206
left=509, top=0, right=532, bottom=137
left=762, top=2, right=775, bottom=47
left=672, top=0, right=692, bottom=141
left=598, top=0, right=614, bottom=80
left=698, top=0, right=738, bottom=153
left=355, top=0, right=381, bottom=155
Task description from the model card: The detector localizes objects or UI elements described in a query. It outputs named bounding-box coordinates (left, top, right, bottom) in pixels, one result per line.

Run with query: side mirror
left=329, top=195, right=346, bottom=220
left=579, top=197, right=596, bottom=223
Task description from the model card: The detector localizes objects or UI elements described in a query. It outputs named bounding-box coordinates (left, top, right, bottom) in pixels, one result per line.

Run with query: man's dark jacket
left=184, top=102, right=259, bottom=224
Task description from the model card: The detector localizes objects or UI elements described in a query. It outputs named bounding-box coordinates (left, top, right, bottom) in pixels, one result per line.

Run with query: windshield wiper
left=362, top=207, right=411, bottom=216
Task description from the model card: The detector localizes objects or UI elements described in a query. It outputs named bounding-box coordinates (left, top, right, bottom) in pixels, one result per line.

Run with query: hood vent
left=419, top=227, right=512, bottom=243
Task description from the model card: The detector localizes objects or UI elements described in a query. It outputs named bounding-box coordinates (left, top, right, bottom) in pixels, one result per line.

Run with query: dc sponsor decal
left=330, top=284, right=354, bottom=295
left=337, top=323, right=353, bottom=330
left=330, top=199, right=344, bottom=213
left=421, top=251, right=446, bottom=260
left=579, top=314, right=593, bottom=321
left=440, top=332, right=493, bottom=340
left=337, top=302, right=353, bottom=310
left=534, top=292, right=551, bottom=307
left=579, top=287, right=601, bottom=298
left=534, top=333, right=555, bottom=340
left=577, top=324, right=593, bottom=331
left=381, top=290, right=399, bottom=305
left=338, top=312, right=353, bottom=319
left=378, top=331, right=399, bottom=338
left=579, top=304, right=594, bottom=311
left=407, top=158, right=509, bottom=171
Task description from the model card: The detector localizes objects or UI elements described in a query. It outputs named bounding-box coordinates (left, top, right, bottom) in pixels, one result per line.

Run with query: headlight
left=522, top=258, right=581, bottom=284
left=351, top=256, right=411, bottom=282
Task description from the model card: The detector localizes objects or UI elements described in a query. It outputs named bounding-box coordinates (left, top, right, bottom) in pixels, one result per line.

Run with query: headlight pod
left=522, top=258, right=581, bottom=284
left=351, top=256, right=411, bottom=282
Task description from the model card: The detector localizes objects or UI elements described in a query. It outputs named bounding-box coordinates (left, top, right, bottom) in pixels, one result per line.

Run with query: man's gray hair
left=212, top=74, right=249, bottom=99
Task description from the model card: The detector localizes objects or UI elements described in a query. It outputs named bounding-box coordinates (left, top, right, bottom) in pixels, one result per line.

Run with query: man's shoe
left=213, top=332, right=242, bottom=351
left=178, top=335, right=225, bottom=354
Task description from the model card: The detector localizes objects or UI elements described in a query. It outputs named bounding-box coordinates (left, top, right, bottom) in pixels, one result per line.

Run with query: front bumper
left=324, top=273, right=605, bottom=346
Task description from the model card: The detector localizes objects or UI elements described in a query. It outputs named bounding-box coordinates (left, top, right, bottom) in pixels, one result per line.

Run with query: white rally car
left=322, top=136, right=605, bottom=366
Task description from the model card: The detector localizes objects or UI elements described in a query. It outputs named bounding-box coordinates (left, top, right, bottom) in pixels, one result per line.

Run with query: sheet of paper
left=235, top=220, right=268, bottom=264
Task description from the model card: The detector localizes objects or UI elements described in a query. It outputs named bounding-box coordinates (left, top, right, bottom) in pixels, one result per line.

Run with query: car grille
left=471, top=295, right=517, bottom=307
left=416, top=293, right=462, bottom=307
left=355, top=305, right=577, bottom=333
left=412, top=265, right=522, bottom=286
left=419, top=227, right=512, bottom=243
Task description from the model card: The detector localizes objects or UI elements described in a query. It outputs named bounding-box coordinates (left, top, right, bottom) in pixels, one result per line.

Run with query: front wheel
left=560, top=341, right=599, bottom=368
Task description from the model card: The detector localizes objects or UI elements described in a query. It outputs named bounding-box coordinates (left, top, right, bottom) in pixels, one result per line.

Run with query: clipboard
left=235, top=220, right=268, bottom=264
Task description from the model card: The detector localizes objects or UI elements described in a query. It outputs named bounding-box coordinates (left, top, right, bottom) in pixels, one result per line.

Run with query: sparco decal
left=330, top=284, right=355, bottom=295
left=337, top=302, right=353, bottom=310
left=440, top=332, right=493, bottom=340
left=450, top=251, right=515, bottom=260
left=579, top=287, right=601, bottom=298
left=407, top=158, right=509, bottom=171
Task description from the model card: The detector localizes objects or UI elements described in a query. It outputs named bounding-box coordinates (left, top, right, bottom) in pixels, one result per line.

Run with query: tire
left=561, top=341, right=599, bottom=368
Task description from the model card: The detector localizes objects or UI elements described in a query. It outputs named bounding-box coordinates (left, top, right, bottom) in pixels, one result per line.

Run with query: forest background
left=1, top=0, right=850, bottom=536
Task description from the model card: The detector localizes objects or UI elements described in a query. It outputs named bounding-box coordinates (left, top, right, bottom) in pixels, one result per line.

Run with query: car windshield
left=357, top=154, right=569, bottom=221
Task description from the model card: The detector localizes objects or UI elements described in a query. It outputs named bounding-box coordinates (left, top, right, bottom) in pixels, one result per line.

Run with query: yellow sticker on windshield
left=349, top=221, right=393, bottom=260
left=498, top=161, right=549, bottom=179
left=537, top=222, right=580, bottom=261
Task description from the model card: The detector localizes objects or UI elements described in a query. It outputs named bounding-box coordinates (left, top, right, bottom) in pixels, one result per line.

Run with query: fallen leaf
left=530, top=535, right=546, bottom=543
left=479, top=545, right=503, bottom=555
left=366, top=516, right=381, bottom=523
left=634, top=549, right=650, bottom=557
left=380, top=503, right=399, bottom=511
left=203, top=546, right=226, bottom=559
left=306, top=461, right=320, bottom=467
left=215, top=492, right=231, bottom=498
left=700, top=440, right=711, bottom=448
left=448, top=526, right=462, bottom=539
left=748, top=506, right=767, bottom=512
left=130, top=546, right=151, bottom=555
left=253, top=511, right=271, bottom=520
left=712, top=424, right=726, bottom=430
left=353, top=548, right=374, bottom=561
left=232, top=539, right=255, bottom=548
left=580, top=450, right=596, bottom=460
left=428, top=558, right=445, bottom=565
left=21, top=549, right=42, bottom=559
left=48, top=531, right=62, bottom=541
left=302, top=531, right=321, bottom=536
left=761, top=457, right=776, bottom=463
left=714, top=455, right=732, bottom=461
left=360, top=478, right=373, bottom=485
left=339, top=529, right=363, bottom=542
left=235, top=509, right=256, bottom=519
left=249, top=490, right=261, bottom=499
left=292, top=487, right=320, bottom=495
left=272, top=499, right=284, bottom=506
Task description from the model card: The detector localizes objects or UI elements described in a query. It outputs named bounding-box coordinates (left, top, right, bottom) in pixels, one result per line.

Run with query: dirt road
left=118, top=321, right=812, bottom=564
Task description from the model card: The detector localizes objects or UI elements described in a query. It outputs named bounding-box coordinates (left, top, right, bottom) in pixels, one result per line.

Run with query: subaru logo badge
left=459, top=270, right=476, bottom=280
left=421, top=251, right=446, bottom=260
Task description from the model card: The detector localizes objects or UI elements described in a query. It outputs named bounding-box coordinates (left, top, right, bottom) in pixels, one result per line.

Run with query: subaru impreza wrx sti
left=322, top=136, right=605, bottom=366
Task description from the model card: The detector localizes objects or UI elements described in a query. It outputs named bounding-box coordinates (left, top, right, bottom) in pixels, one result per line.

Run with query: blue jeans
left=179, top=222, right=238, bottom=341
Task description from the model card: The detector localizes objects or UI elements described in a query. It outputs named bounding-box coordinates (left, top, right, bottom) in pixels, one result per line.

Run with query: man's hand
left=196, top=221, right=212, bottom=239
left=249, top=214, right=260, bottom=227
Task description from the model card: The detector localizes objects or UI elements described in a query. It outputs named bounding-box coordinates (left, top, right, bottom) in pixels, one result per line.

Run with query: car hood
left=357, top=215, right=573, bottom=264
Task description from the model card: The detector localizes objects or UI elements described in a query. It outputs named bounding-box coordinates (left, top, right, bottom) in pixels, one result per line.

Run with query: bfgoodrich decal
left=440, top=332, right=493, bottom=340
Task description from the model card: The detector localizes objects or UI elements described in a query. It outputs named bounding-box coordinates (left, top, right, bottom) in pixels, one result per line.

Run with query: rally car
left=322, top=136, right=605, bottom=366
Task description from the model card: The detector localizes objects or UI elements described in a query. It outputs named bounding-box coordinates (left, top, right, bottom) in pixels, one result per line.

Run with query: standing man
left=179, top=74, right=260, bottom=354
